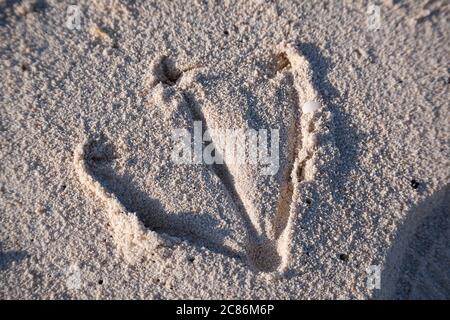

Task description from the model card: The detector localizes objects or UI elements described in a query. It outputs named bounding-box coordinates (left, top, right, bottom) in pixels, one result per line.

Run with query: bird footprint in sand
left=74, top=43, right=334, bottom=273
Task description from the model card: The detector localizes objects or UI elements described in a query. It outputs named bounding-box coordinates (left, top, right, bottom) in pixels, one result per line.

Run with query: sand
left=0, top=0, right=449, bottom=299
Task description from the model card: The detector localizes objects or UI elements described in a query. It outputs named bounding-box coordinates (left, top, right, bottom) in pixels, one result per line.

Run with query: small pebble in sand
left=91, top=26, right=111, bottom=43
left=339, top=253, right=349, bottom=262
left=410, top=179, right=420, bottom=189
left=303, top=101, right=321, bottom=113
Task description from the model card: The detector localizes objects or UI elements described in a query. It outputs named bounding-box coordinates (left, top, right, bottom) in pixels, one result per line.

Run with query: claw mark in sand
left=268, top=44, right=325, bottom=273
left=73, top=136, right=243, bottom=263
left=74, top=139, right=168, bottom=263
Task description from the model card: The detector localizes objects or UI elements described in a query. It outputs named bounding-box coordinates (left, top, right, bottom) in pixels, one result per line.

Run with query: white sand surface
left=0, top=0, right=449, bottom=299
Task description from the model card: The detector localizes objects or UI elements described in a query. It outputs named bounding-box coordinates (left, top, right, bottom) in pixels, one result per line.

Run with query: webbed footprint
left=74, top=44, right=335, bottom=273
